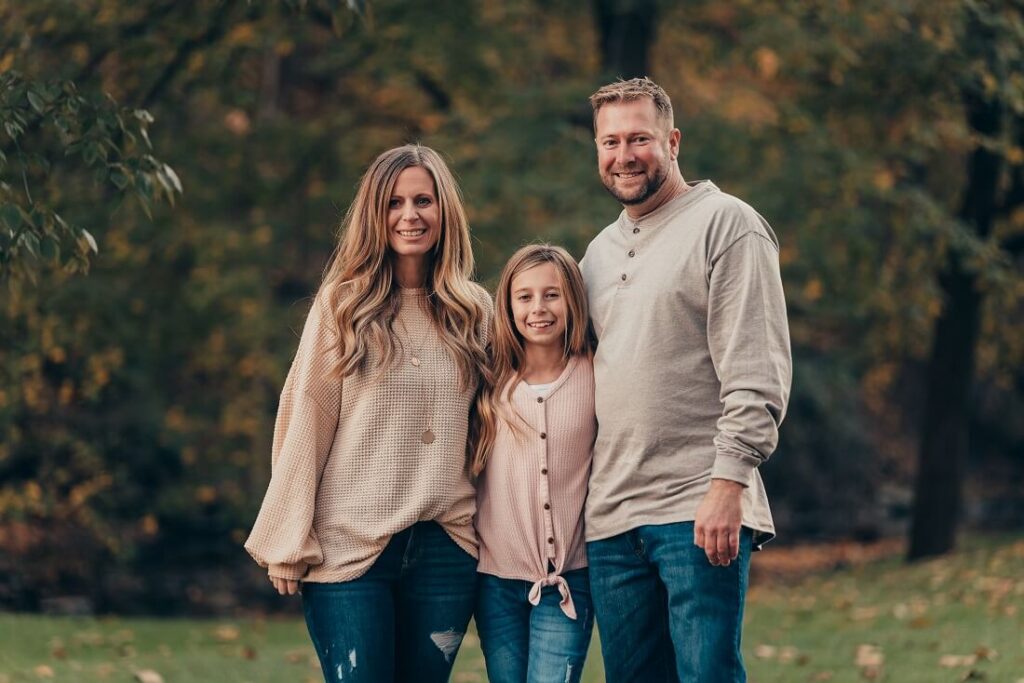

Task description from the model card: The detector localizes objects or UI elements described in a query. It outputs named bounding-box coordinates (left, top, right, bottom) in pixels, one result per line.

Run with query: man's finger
left=716, top=529, right=731, bottom=566
left=704, top=529, right=719, bottom=565
left=728, top=529, right=740, bottom=561
left=694, top=524, right=706, bottom=549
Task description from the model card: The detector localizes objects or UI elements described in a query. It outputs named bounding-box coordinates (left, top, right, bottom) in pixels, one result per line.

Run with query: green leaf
left=40, top=237, right=60, bottom=262
left=27, top=90, right=45, bottom=114
left=162, top=164, right=183, bottom=194
left=80, top=228, right=98, bottom=254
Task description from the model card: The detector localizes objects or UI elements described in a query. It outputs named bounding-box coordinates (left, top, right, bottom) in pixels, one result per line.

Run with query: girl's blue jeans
left=475, top=568, right=594, bottom=683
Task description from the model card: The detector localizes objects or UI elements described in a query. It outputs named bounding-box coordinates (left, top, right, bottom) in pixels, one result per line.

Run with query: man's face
left=594, top=98, right=679, bottom=206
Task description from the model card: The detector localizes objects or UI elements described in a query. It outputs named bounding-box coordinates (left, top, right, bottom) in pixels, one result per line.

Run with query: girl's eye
left=517, top=295, right=530, bottom=301
left=545, top=292, right=560, bottom=299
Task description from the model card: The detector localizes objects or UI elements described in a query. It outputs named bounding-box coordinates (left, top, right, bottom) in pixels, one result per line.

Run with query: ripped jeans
left=475, top=568, right=594, bottom=683
left=301, top=521, right=477, bottom=683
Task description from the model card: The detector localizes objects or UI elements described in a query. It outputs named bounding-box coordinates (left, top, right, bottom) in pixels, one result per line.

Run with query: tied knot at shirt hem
left=528, top=572, right=577, bottom=620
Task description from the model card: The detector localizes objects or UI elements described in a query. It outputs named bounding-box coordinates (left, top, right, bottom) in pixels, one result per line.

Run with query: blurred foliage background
left=0, top=0, right=1022, bottom=615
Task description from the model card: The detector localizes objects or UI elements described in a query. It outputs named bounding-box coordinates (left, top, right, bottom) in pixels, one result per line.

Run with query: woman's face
left=509, top=262, right=568, bottom=349
left=386, top=166, right=441, bottom=263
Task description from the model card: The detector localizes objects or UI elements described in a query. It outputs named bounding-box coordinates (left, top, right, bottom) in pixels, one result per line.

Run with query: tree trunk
left=907, top=86, right=1003, bottom=560
left=592, top=0, right=657, bottom=79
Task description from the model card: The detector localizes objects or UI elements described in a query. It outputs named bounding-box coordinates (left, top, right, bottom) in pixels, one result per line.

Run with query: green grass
left=1, top=537, right=1021, bottom=682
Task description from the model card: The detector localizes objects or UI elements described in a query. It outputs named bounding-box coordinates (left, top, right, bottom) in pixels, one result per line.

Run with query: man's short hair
left=589, top=77, right=674, bottom=133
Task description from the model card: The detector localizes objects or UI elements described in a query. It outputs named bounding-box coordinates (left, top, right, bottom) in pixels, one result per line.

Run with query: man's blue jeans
left=475, top=568, right=594, bottom=683
left=586, top=521, right=753, bottom=683
left=300, top=521, right=477, bottom=683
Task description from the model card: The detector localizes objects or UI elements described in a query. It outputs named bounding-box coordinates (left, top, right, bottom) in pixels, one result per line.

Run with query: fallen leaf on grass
left=213, top=625, right=240, bottom=641
left=133, top=670, right=164, bottom=683
left=939, top=654, right=978, bottom=668
left=973, top=645, right=997, bottom=661
left=285, top=649, right=306, bottom=664
left=754, top=644, right=777, bottom=659
left=778, top=646, right=799, bottom=663
left=960, top=671, right=986, bottom=681
left=240, top=645, right=257, bottom=660
left=855, top=644, right=883, bottom=667
left=33, top=665, right=54, bottom=678
left=811, top=673, right=833, bottom=682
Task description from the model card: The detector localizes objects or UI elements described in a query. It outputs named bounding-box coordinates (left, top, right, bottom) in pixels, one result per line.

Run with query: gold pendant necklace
left=397, top=296, right=436, bottom=445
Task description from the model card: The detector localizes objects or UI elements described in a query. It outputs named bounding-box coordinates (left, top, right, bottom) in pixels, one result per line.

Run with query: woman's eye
left=416, top=197, right=433, bottom=207
left=388, top=199, right=401, bottom=209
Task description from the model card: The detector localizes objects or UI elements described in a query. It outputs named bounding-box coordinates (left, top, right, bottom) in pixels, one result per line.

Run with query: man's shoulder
left=693, top=185, right=779, bottom=252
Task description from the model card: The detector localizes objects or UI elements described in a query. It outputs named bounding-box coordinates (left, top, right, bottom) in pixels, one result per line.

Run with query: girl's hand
left=270, top=576, right=300, bottom=596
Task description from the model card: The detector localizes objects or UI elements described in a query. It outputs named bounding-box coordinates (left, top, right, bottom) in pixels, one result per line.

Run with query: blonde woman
left=470, top=244, right=596, bottom=683
left=245, top=145, right=492, bottom=682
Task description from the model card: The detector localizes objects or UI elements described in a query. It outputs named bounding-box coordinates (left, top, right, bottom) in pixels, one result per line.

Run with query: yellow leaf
left=755, top=48, right=780, bottom=79
left=133, top=671, right=164, bottom=683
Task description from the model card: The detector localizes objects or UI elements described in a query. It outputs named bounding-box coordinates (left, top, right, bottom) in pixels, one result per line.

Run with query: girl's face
left=386, top=166, right=441, bottom=262
left=509, top=262, right=568, bottom=349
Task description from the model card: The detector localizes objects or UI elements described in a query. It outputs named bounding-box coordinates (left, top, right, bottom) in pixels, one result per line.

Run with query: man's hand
left=694, top=478, right=744, bottom=567
left=270, top=576, right=300, bottom=596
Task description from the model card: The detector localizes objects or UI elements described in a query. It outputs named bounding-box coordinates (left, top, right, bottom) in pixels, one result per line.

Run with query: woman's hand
left=270, top=575, right=300, bottom=595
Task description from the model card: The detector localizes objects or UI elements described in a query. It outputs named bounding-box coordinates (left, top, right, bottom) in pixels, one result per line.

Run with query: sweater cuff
left=268, top=563, right=308, bottom=581
left=710, top=451, right=758, bottom=487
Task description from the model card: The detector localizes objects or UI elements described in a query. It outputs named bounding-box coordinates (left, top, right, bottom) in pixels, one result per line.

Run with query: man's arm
left=695, top=229, right=792, bottom=566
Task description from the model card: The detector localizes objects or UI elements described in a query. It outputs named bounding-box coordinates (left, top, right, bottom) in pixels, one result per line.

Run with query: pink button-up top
left=475, top=355, right=596, bottom=619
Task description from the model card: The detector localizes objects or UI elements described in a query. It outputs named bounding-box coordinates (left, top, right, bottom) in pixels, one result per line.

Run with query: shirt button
left=540, top=432, right=547, bottom=439
left=547, top=537, right=554, bottom=544
left=632, top=227, right=640, bottom=234
left=537, top=397, right=544, bottom=404
left=541, top=468, right=548, bottom=475
left=628, top=249, right=636, bottom=257
left=544, top=503, right=551, bottom=510
left=620, top=273, right=627, bottom=281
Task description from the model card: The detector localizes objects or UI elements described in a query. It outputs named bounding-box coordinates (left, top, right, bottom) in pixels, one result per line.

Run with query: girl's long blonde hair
left=321, top=144, right=487, bottom=389
left=469, top=244, right=593, bottom=475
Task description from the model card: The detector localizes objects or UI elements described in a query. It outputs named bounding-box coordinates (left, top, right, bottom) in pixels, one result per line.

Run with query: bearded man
left=580, top=77, right=792, bottom=683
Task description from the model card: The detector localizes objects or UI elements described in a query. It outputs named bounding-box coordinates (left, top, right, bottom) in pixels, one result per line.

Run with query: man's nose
left=615, top=144, right=634, bottom=167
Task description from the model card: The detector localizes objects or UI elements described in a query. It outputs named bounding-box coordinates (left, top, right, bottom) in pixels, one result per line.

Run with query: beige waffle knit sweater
left=245, top=284, right=492, bottom=582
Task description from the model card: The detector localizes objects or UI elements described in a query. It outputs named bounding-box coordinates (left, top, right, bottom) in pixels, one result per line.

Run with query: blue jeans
left=587, top=521, right=753, bottom=683
left=476, top=568, right=595, bottom=683
left=301, top=521, right=477, bottom=683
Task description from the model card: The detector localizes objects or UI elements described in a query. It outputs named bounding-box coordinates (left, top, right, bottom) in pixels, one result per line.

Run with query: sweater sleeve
left=706, top=231, right=792, bottom=485
left=244, top=290, right=342, bottom=579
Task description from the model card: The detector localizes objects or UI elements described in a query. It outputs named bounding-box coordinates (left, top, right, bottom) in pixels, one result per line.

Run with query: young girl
left=245, top=144, right=492, bottom=683
left=470, top=244, right=596, bottom=683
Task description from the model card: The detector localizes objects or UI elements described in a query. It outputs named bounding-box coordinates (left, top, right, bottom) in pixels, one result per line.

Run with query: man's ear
left=669, top=128, right=682, bottom=161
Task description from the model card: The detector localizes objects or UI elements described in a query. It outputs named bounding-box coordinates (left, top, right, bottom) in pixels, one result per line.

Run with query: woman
left=245, top=144, right=492, bottom=682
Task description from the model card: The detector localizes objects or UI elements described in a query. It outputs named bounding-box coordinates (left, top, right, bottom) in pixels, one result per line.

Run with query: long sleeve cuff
left=710, top=450, right=759, bottom=487
left=267, top=562, right=308, bottom=581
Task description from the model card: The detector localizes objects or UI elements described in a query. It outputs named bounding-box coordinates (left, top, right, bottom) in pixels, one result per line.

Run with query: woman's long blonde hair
left=321, top=144, right=487, bottom=389
left=469, top=244, right=593, bottom=475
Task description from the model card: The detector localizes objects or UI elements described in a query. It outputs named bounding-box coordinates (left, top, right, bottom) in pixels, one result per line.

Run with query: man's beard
left=602, top=163, right=669, bottom=206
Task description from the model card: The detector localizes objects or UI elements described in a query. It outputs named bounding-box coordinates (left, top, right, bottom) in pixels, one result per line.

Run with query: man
left=580, top=77, right=792, bottom=682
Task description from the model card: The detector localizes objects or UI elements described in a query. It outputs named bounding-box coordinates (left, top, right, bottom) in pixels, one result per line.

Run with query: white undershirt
left=526, top=382, right=552, bottom=397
